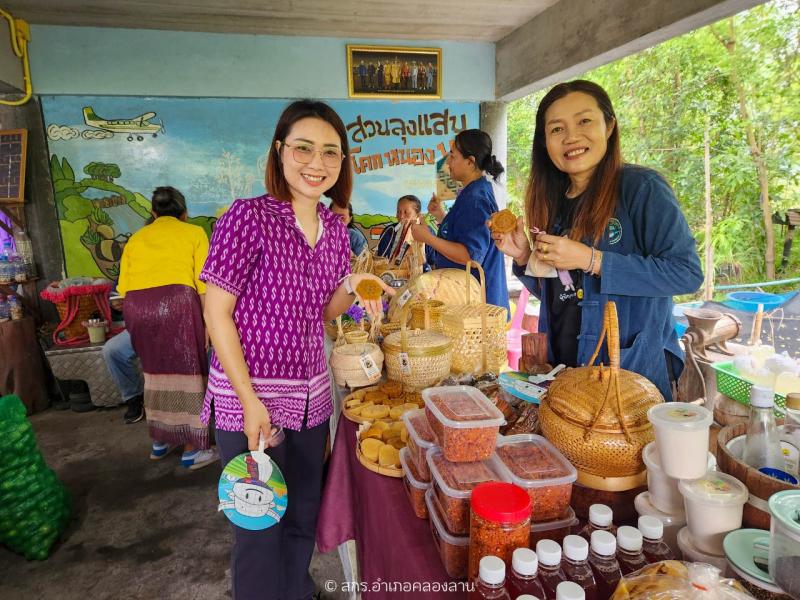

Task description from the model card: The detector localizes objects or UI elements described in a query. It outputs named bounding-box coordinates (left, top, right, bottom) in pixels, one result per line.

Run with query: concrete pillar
left=480, top=101, right=508, bottom=208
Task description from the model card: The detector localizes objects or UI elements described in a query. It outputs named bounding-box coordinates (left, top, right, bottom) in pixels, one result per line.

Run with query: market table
left=316, top=414, right=471, bottom=599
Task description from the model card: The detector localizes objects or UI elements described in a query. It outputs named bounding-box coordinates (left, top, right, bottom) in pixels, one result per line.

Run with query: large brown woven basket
left=383, top=297, right=452, bottom=389
left=539, top=302, right=664, bottom=478
left=441, top=260, right=507, bottom=375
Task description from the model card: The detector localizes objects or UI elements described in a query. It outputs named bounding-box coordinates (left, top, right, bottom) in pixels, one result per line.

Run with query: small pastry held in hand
left=355, top=278, right=384, bottom=301
left=487, top=208, right=518, bottom=234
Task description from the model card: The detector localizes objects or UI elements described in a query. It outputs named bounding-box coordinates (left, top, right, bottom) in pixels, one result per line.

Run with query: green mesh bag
left=0, top=395, right=71, bottom=560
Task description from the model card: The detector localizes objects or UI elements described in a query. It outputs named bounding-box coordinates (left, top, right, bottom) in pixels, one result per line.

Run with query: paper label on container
left=359, top=354, right=380, bottom=379
left=397, top=289, right=412, bottom=308
left=398, top=352, right=412, bottom=375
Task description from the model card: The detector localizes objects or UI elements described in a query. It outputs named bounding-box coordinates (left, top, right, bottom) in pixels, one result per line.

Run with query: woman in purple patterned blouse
left=202, top=100, right=392, bottom=600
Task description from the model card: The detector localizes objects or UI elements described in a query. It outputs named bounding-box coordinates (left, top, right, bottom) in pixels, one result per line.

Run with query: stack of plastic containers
left=645, top=402, right=745, bottom=570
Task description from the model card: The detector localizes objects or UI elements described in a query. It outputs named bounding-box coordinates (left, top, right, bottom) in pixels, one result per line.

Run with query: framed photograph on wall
left=347, top=45, right=442, bottom=100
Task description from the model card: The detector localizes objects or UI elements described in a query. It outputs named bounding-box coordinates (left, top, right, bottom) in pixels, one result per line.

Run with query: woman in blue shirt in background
left=492, top=80, right=702, bottom=401
left=411, top=129, right=509, bottom=312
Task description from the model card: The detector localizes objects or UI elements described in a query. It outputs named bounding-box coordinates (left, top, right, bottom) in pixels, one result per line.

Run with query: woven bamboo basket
left=329, top=342, right=384, bottom=388
left=539, top=301, right=664, bottom=478
left=372, top=257, right=390, bottom=277
left=325, top=316, right=362, bottom=341
left=440, top=261, right=508, bottom=375
left=383, top=298, right=452, bottom=389
left=54, top=296, right=101, bottom=340
left=344, top=330, right=369, bottom=344
left=410, top=298, right=445, bottom=332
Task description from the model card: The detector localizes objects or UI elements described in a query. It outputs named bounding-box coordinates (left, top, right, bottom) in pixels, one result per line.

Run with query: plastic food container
left=678, top=471, right=748, bottom=555
left=677, top=526, right=728, bottom=572
left=468, top=481, right=532, bottom=582
left=427, top=446, right=504, bottom=535
left=423, top=386, right=505, bottom=463
left=402, top=409, right=436, bottom=481
left=648, top=402, right=713, bottom=480
left=642, top=441, right=716, bottom=515
left=529, top=506, right=579, bottom=548
left=399, top=447, right=429, bottom=520
left=634, top=491, right=685, bottom=557
left=425, top=488, right=469, bottom=579
left=490, top=434, right=577, bottom=522
left=768, top=490, right=800, bottom=598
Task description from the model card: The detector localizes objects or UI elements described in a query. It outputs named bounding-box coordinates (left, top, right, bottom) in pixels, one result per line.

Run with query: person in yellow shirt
left=117, top=186, right=216, bottom=470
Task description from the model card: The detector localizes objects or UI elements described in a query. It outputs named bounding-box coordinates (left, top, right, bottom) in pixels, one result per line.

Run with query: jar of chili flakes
left=468, top=481, right=532, bottom=581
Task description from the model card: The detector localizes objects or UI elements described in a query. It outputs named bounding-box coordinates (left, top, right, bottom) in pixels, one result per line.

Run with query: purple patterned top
left=200, top=194, right=350, bottom=432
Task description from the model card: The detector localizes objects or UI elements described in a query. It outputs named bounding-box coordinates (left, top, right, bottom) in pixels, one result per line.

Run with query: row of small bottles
left=469, top=504, right=675, bottom=600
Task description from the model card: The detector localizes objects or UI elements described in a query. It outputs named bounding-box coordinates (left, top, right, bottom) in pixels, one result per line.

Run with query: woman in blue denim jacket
left=493, top=81, right=703, bottom=401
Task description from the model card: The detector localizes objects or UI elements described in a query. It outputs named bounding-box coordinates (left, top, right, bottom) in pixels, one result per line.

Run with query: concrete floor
left=0, top=405, right=346, bottom=599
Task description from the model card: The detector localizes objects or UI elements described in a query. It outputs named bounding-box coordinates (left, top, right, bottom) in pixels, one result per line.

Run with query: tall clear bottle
left=506, top=547, right=545, bottom=600
left=13, top=227, right=35, bottom=278
left=555, top=582, right=585, bottom=600
left=577, top=504, right=616, bottom=542
left=742, top=386, right=787, bottom=474
left=616, top=526, right=649, bottom=575
left=587, top=530, right=622, bottom=599
left=468, top=556, right=511, bottom=600
left=561, top=535, right=596, bottom=600
left=637, top=516, right=676, bottom=562
left=535, top=540, right=566, bottom=600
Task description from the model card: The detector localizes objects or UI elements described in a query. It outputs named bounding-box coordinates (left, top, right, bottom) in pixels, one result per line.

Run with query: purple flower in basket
left=345, top=303, right=365, bottom=324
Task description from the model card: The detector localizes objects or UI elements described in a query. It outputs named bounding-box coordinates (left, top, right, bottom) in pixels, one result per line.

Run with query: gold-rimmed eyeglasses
left=282, top=142, right=345, bottom=168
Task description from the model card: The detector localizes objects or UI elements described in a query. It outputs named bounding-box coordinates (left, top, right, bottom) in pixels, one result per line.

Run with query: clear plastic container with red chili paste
left=402, top=408, right=436, bottom=481
left=422, top=386, right=505, bottom=463
left=427, top=445, right=505, bottom=536
left=399, top=447, right=430, bottom=519
left=426, top=488, right=469, bottom=579
left=490, top=434, right=577, bottom=522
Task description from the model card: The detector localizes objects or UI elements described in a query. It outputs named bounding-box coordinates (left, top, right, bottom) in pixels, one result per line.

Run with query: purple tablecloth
left=316, top=415, right=468, bottom=599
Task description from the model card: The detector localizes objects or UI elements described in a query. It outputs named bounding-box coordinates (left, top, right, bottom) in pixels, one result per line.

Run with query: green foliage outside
left=507, top=0, right=799, bottom=294
left=353, top=213, right=394, bottom=229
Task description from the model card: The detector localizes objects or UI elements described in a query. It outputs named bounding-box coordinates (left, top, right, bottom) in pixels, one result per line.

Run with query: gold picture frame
left=347, top=44, right=442, bottom=100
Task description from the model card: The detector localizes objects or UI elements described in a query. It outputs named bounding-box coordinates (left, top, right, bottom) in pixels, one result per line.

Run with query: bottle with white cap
left=471, top=555, right=511, bottom=599
left=616, top=526, right=648, bottom=575
left=560, top=535, right=596, bottom=600
left=555, top=581, right=585, bottom=600
left=516, top=596, right=541, bottom=600
left=742, top=386, right=788, bottom=476
left=505, top=547, right=545, bottom=600
left=535, top=539, right=566, bottom=600
left=638, top=515, right=676, bottom=562
left=577, top=504, right=616, bottom=542
left=587, top=530, right=622, bottom=599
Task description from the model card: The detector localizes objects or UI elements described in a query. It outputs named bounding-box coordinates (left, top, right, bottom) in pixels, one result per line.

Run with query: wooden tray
left=342, top=385, right=381, bottom=423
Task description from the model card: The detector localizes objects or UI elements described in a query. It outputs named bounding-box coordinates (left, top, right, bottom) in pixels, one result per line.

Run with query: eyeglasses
left=282, top=143, right=345, bottom=168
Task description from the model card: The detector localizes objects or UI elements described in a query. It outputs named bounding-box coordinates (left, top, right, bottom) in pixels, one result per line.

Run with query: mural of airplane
left=83, top=106, right=165, bottom=141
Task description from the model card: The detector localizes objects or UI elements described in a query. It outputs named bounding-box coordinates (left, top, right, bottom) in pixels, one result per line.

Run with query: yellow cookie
left=364, top=391, right=388, bottom=404
left=345, top=397, right=362, bottom=408
left=361, top=438, right=384, bottom=462
left=378, top=444, right=400, bottom=468
left=379, top=380, right=404, bottom=398
left=360, top=427, right=384, bottom=441
left=388, top=438, right=405, bottom=450
left=361, top=405, right=390, bottom=420
left=371, top=420, right=390, bottom=431
left=381, top=428, right=400, bottom=442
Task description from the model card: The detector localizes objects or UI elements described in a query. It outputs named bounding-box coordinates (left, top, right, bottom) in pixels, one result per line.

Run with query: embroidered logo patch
left=607, top=218, right=622, bottom=245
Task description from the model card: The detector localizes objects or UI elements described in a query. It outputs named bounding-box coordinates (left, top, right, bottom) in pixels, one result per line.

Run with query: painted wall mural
left=41, top=96, right=479, bottom=278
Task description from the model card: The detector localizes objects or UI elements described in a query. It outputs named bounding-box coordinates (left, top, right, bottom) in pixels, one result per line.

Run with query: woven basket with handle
left=383, top=295, right=452, bottom=389
left=440, top=261, right=507, bottom=375
left=539, top=301, right=664, bottom=478
left=329, top=342, right=384, bottom=388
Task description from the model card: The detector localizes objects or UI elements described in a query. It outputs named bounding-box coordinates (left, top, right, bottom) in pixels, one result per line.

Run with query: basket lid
left=382, top=328, right=451, bottom=355
left=546, top=368, right=661, bottom=432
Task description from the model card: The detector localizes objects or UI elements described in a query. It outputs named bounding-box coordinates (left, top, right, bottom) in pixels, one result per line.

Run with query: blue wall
left=30, top=26, right=495, bottom=101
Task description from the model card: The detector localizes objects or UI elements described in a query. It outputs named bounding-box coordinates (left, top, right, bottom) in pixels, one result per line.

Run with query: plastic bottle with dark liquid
left=469, top=556, right=511, bottom=600
left=577, top=504, right=617, bottom=543
left=556, top=581, right=585, bottom=600
left=506, top=547, right=546, bottom=600
left=535, top=540, right=566, bottom=600
left=637, top=516, right=676, bottom=563
left=616, top=526, right=649, bottom=575
left=561, top=535, right=597, bottom=600
left=587, top=530, right=622, bottom=599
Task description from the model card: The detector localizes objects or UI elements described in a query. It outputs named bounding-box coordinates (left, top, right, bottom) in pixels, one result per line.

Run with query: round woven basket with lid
left=383, top=296, right=452, bottom=389
left=539, top=301, right=663, bottom=478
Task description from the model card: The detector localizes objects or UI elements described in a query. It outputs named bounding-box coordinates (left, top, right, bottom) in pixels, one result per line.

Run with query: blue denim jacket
left=513, top=165, right=703, bottom=401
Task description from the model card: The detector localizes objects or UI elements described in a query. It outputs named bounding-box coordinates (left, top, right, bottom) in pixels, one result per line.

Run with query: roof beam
left=496, top=0, right=768, bottom=101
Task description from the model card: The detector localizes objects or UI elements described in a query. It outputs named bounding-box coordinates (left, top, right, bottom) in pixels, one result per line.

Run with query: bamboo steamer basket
left=539, top=302, right=664, bottom=478
left=329, top=342, right=384, bottom=388
left=441, top=261, right=507, bottom=375
left=716, top=422, right=800, bottom=530
left=386, top=268, right=479, bottom=322
left=383, top=297, right=452, bottom=390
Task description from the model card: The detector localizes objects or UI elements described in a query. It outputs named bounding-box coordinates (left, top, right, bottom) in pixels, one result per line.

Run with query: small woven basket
left=330, top=342, right=384, bottom=388
left=441, top=261, right=507, bottom=375
left=383, top=297, right=452, bottom=389
left=372, top=257, right=390, bottom=277
left=539, top=302, right=664, bottom=478
left=40, top=280, right=114, bottom=345
left=410, top=298, right=445, bottom=332
left=345, top=330, right=369, bottom=344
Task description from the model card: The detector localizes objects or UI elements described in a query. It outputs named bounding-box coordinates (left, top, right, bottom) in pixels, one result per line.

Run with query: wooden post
left=703, top=116, right=714, bottom=301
